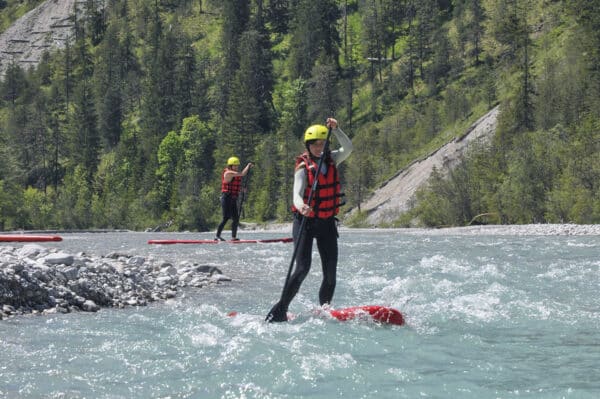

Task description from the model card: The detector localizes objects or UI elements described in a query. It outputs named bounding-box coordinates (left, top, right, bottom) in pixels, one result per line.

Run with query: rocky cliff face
left=347, top=106, right=499, bottom=226
left=0, top=0, right=77, bottom=77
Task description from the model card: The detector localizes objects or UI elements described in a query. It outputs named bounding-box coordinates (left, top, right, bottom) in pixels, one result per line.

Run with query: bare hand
left=326, top=117, right=338, bottom=129
left=300, top=204, right=312, bottom=216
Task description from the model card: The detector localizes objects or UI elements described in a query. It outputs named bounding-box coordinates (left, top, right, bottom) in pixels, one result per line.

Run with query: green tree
left=179, top=115, right=216, bottom=192
left=91, top=151, right=136, bottom=228
left=288, top=0, right=340, bottom=79
left=178, top=115, right=216, bottom=229
left=1, top=63, right=28, bottom=106
left=265, top=0, right=290, bottom=34
left=273, top=79, right=308, bottom=219
left=222, top=28, right=274, bottom=160
left=455, top=0, right=485, bottom=65
left=68, top=80, right=100, bottom=173
left=155, top=129, right=183, bottom=211
left=427, top=27, right=452, bottom=94
left=216, top=0, right=250, bottom=118
left=56, top=165, right=94, bottom=229
left=412, top=0, right=438, bottom=79
left=491, top=0, right=534, bottom=148
left=306, top=62, right=340, bottom=122
left=0, top=179, right=24, bottom=230
left=22, top=186, right=55, bottom=229
left=93, top=19, right=125, bottom=149
left=84, top=0, right=107, bottom=45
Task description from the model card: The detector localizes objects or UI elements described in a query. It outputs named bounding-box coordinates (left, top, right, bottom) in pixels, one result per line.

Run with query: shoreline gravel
left=348, top=223, right=600, bottom=236
left=253, top=223, right=600, bottom=236
left=0, top=244, right=231, bottom=320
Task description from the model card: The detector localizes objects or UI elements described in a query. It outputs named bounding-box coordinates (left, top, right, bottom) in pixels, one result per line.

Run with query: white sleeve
left=293, top=168, right=307, bottom=210
left=330, top=127, right=353, bottom=165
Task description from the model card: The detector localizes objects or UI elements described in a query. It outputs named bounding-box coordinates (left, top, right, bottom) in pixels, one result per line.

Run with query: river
left=1, top=229, right=599, bottom=398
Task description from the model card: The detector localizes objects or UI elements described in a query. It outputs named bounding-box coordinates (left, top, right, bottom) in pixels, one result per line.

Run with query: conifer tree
left=265, top=0, right=290, bottom=34
left=288, top=0, right=340, bottom=79
left=217, top=0, right=250, bottom=119
left=306, top=62, right=339, bottom=122
left=69, top=80, right=100, bottom=174
left=221, top=0, right=274, bottom=163
left=223, top=29, right=266, bottom=161
left=491, top=0, right=534, bottom=138
left=413, top=0, right=437, bottom=79
left=93, top=21, right=124, bottom=149
left=1, top=63, right=28, bottom=106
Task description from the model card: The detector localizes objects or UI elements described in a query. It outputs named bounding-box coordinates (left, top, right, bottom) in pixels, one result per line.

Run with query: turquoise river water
left=1, top=230, right=599, bottom=398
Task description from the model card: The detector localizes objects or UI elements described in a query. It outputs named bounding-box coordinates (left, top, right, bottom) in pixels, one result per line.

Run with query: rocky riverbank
left=0, top=244, right=231, bottom=320
left=402, top=223, right=600, bottom=236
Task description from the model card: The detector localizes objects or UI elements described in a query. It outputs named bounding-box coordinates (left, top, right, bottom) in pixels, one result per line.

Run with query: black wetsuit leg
left=314, top=218, right=338, bottom=305
left=266, top=215, right=313, bottom=321
left=230, top=197, right=240, bottom=238
left=216, top=194, right=237, bottom=237
left=266, top=215, right=338, bottom=322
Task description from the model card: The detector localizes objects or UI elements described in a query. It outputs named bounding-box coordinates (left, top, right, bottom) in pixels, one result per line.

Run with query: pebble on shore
left=0, top=244, right=231, bottom=320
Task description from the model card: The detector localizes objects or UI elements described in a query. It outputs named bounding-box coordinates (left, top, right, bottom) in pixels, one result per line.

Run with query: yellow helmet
left=227, top=156, right=240, bottom=166
left=304, top=124, right=328, bottom=142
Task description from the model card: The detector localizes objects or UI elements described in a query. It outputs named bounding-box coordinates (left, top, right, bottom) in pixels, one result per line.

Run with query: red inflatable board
left=328, top=305, right=405, bottom=325
left=0, top=235, right=63, bottom=242
left=148, top=237, right=293, bottom=245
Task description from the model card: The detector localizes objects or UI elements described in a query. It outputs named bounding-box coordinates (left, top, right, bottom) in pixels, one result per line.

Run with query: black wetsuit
left=266, top=213, right=338, bottom=322
left=216, top=193, right=239, bottom=239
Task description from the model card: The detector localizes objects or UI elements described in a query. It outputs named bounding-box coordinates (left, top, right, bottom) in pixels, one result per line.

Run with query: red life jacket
left=221, top=168, right=242, bottom=197
left=291, top=152, right=342, bottom=219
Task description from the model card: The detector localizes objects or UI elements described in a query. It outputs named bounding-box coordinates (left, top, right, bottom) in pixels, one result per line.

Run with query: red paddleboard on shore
left=148, top=237, right=293, bottom=245
left=0, top=235, right=63, bottom=242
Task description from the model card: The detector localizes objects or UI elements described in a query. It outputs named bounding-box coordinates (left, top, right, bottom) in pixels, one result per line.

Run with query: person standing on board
left=215, top=156, right=253, bottom=241
left=266, top=117, right=353, bottom=322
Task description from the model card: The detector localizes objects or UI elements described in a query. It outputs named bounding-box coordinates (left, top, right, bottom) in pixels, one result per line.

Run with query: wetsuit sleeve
left=330, top=127, right=353, bottom=166
left=293, top=168, right=307, bottom=210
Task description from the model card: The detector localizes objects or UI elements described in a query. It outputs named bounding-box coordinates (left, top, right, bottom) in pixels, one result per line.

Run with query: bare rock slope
left=348, top=106, right=499, bottom=226
left=0, top=0, right=76, bottom=77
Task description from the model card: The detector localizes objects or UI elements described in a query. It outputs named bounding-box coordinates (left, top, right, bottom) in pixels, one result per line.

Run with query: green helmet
left=227, top=156, right=240, bottom=166
left=304, top=124, right=328, bottom=142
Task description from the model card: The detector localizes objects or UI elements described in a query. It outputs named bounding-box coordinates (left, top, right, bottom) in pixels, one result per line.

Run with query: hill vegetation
left=1, top=0, right=599, bottom=231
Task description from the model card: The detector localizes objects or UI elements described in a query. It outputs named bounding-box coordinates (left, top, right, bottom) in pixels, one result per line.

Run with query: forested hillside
left=1, top=0, right=599, bottom=231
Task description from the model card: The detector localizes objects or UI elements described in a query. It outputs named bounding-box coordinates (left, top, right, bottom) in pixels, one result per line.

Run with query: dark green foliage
left=265, top=0, right=290, bottom=34
left=84, top=0, right=107, bottom=45
left=306, top=62, right=340, bottom=122
left=1, top=63, right=28, bottom=106
left=288, top=0, right=340, bottom=79
left=216, top=0, right=251, bottom=119
left=222, top=28, right=274, bottom=160
left=1, top=0, right=600, bottom=230
left=93, top=19, right=127, bottom=149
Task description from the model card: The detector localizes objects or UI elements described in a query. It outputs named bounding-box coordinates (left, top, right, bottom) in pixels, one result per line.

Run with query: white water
left=1, top=230, right=599, bottom=398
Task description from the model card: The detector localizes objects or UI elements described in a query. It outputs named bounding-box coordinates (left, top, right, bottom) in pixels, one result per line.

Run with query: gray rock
left=58, top=266, right=79, bottom=280
left=42, top=252, right=74, bottom=266
left=16, top=244, right=47, bottom=259
left=195, top=265, right=222, bottom=275
left=10, top=263, right=25, bottom=273
left=161, top=265, right=177, bottom=276
left=82, top=300, right=100, bottom=312
left=211, top=274, right=232, bottom=283
left=0, top=243, right=232, bottom=320
left=127, top=256, right=145, bottom=266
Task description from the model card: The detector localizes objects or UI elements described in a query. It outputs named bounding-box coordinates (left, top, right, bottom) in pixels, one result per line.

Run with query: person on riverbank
left=215, top=156, right=253, bottom=241
left=266, top=117, right=353, bottom=322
